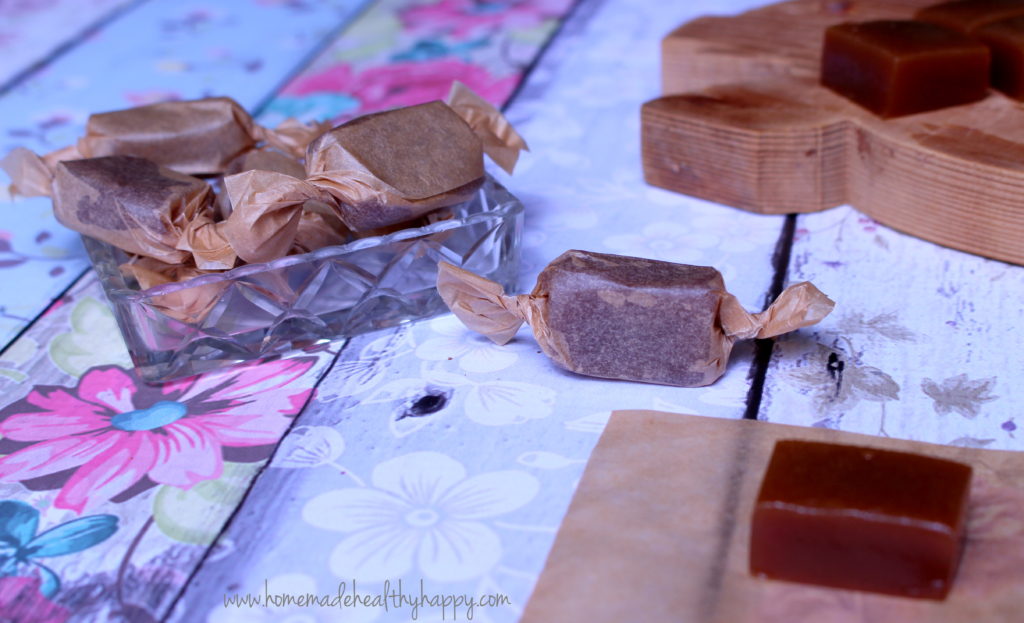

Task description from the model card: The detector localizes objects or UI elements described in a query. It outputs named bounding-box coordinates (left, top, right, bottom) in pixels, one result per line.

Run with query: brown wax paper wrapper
left=437, top=250, right=834, bottom=387
left=522, top=410, right=1024, bottom=623
left=0, top=97, right=328, bottom=193
left=120, top=257, right=226, bottom=324
left=222, top=81, right=528, bottom=240
left=50, top=155, right=223, bottom=266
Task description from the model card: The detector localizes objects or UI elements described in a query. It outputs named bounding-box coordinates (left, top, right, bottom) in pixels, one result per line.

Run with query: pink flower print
left=0, top=358, right=317, bottom=514
left=283, top=59, right=518, bottom=119
left=399, top=0, right=575, bottom=39
left=0, top=576, right=69, bottom=623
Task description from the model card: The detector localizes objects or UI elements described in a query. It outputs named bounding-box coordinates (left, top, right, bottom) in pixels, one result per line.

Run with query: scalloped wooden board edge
left=644, top=0, right=1024, bottom=266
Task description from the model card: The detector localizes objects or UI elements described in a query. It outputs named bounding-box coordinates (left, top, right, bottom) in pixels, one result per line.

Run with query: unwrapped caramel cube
left=976, top=16, right=1024, bottom=97
left=751, top=440, right=972, bottom=600
left=437, top=250, right=834, bottom=387
left=916, top=0, right=1024, bottom=33
left=822, top=20, right=990, bottom=117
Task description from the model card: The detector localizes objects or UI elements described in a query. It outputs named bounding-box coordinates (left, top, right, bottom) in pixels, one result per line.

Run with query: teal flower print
left=0, top=500, right=117, bottom=596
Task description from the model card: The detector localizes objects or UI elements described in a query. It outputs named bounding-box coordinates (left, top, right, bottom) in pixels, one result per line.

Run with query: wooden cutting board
left=643, top=0, right=1024, bottom=266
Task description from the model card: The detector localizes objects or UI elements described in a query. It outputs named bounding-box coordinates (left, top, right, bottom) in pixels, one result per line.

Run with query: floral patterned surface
left=260, top=0, right=575, bottom=124
left=0, top=0, right=131, bottom=87
left=0, top=0, right=580, bottom=621
left=3, top=0, right=1023, bottom=621
left=0, top=272, right=335, bottom=622
left=762, top=205, right=1024, bottom=451
left=0, top=0, right=372, bottom=351
left=173, top=0, right=786, bottom=621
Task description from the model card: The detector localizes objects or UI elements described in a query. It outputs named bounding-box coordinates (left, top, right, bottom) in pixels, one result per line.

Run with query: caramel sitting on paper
left=522, top=411, right=1024, bottom=623
left=437, top=250, right=834, bottom=387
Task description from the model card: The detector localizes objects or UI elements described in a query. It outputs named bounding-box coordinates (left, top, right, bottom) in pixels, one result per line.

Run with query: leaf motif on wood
left=152, top=462, right=261, bottom=545
left=921, top=373, right=998, bottom=419
left=466, top=381, right=556, bottom=426
left=0, top=336, right=38, bottom=384
left=48, top=296, right=131, bottom=377
left=780, top=343, right=899, bottom=413
left=273, top=426, right=345, bottom=469
left=850, top=365, right=900, bottom=401
left=564, top=411, right=611, bottom=434
left=837, top=311, right=915, bottom=342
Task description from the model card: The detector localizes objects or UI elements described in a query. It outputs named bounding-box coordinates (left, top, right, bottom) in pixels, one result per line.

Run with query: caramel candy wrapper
left=223, top=81, right=528, bottom=234
left=437, top=250, right=834, bottom=387
left=120, top=257, right=226, bottom=324
left=1, top=84, right=522, bottom=272
left=0, top=97, right=327, bottom=190
left=52, top=155, right=215, bottom=265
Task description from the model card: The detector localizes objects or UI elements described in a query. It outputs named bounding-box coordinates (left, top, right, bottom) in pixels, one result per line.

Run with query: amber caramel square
left=976, top=16, right=1024, bottom=97
left=916, top=0, right=1024, bottom=34
left=822, top=20, right=990, bottom=117
left=750, top=439, right=972, bottom=599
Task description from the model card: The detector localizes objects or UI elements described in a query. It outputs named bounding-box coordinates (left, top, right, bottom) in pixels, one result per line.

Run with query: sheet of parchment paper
left=521, top=411, right=1024, bottom=623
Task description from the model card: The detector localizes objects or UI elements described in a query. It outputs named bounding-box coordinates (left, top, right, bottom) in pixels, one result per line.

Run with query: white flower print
left=416, top=315, right=518, bottom=373
left=685, top=213, right=783, bottom=254
left=423, top=368, right=557, bottom=426
left=302, top=452, right=539, bottom=583
left=603, top=221, right=719, bottom=264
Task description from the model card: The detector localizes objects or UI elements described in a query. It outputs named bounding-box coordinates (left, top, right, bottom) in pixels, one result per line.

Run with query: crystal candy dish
left=84, top=176, right=523, bottom=382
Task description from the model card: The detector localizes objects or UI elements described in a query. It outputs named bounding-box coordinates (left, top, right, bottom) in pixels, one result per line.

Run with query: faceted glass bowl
left=84, top=176, right=523, bottom=382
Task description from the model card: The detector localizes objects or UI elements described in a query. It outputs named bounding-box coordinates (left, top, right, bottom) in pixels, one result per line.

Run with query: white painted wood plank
left=173, top=0, right=788, bottom=621
left=761, top=205, right=1024, bottom=451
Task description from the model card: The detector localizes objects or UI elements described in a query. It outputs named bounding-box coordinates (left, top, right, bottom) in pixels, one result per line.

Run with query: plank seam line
left=0, top=265, right=91, bottom=361
left=742, top=213, right=796, bottom=420
left=495, top=0, right=593, bottom=113
left=248, top=0, right=377, bottom=118
left=0, top=0, right=152, bottom=98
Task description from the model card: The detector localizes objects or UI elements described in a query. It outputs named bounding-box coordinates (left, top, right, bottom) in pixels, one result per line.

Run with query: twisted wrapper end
left=719, top=281, right=835, bottom=340
left=445, top=81, right=529, bottom=175
left=1, top=147, right=57, bottom=198
left=221, top=169, right=337, bottom=264
left=176, top=212, right=237, bottom=270
left=437, top=261, right=535, bottom=345
left=253, top=117, right=333, bottom=160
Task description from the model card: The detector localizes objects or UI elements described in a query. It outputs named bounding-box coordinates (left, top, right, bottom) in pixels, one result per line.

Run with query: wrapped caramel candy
left=437, top=250, right=835, bottom=387
left=1, top=97, right=327, bottom=187
left=1, top=84, right=524, bottom=273
left=51, top=155, right=217, bottom=265
left=220, top=81, right=528, bottom=237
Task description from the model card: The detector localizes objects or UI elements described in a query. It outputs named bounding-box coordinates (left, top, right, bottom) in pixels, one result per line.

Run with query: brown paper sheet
left=436, top=252, right=834, bottom=386
left=522, top=411, right=1024, bottom=623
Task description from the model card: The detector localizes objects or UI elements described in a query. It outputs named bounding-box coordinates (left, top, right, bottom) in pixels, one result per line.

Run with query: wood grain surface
left=644, top=0, right=1024, bottom=266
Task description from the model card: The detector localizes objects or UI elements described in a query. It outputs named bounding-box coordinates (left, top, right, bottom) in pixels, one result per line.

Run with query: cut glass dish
left=84, top=176, right=523, bottom=382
